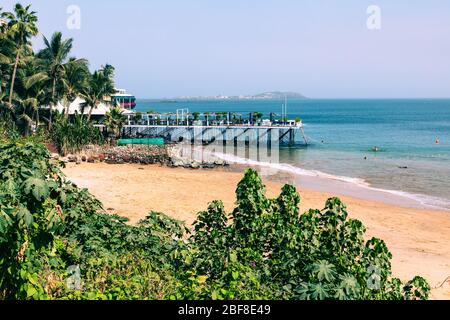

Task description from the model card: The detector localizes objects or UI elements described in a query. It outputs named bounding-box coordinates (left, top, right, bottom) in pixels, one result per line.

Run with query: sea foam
left=211, top=150, right=450, bottom=211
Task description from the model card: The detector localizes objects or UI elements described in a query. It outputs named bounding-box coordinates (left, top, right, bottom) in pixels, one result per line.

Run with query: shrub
left=0, top=141, right=430, bottom=300
left=182, top=170, right=431, bottom=300
left=49, top=113, right=104, bottom=155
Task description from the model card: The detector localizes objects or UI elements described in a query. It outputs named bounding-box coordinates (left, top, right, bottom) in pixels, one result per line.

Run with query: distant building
left=53, top=89, right=136, bottom=119
left=111, top=89, right=136, bottom=109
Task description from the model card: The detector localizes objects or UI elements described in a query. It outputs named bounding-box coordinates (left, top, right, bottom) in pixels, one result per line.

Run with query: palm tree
left=253, top=112, right=263, bottom=124
left=2, top=4, right=38, bottom=109
left=37, top=31, right=74, bottom=126
left=0, top=12, right=14, bottom=96
left=104, top=106, right=126, bottom=142
left=22, top=58, right=51, bottom=129
left=81, top=65, right=116, bottom=121
left=10, top=55, right=49, bottom=135
left=61, top=57, right=89, bottom=118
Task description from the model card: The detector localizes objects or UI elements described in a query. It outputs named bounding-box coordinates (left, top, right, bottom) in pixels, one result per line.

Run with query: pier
left=97, top=110, right=308, bottom=146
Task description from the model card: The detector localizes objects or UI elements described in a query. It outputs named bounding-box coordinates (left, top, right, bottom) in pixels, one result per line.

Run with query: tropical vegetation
left=0, top=3, right=431, bottom=301
left=0, top=3, right=114, bottom=149
left=0, top=139, right=430, bottom=300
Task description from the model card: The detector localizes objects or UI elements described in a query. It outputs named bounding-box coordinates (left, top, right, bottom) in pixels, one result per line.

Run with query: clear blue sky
left=2, top=0, right=450, bottom=98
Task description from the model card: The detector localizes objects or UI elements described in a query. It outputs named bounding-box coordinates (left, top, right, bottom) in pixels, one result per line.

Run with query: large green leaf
left=16, top=205, right=33, bottom=228
left=23, top=177, right=50, bottom=200
left=0, top=209, right=14, bottom=239
left=310, top=260, right=336, bottom=282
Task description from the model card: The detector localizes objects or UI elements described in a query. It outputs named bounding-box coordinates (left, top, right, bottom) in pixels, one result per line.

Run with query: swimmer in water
left=436, top=137, right=440, bottom=144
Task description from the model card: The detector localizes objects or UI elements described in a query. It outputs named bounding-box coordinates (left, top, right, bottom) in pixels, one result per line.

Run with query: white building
left=53, top=89, right=136, bottom=117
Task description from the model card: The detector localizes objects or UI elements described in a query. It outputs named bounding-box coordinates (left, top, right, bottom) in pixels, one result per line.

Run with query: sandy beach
left=62, top=162, right=450, bottom=299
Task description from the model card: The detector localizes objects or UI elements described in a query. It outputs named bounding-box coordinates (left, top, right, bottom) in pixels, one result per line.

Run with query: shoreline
left=62, top=162, right=450, bottom=299
left=212, top=151, right=450, bottom=212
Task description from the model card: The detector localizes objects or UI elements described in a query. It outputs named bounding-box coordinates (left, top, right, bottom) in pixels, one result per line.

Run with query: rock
left=81, top=155, right=87, bottom=162
left=172, top=160, right=184, bottom=167
left=87, top=156, right=95, bottom=163
left=51, top=153, right=60, bottom=160
left=191, top=161, right=200, bottom=169
left=67, top=155, right=77, bottom=163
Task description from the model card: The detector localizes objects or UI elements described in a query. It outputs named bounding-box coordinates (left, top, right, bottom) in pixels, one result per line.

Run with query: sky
left=2, top=0, right=450, bottom=98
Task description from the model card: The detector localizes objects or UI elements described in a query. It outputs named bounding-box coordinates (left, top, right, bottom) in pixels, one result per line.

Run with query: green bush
left=0, top=141, right=430, bottom=300
left=179, top=170, right=430, bottom=300
left=49, top=113, right=104, bottom=155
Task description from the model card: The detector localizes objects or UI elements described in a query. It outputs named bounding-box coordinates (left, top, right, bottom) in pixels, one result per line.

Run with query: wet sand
left=63, top=162, right=450, bottom=299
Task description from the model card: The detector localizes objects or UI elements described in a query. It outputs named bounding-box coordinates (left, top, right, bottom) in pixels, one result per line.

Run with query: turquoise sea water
left=135, top=99, right=450, bottom=210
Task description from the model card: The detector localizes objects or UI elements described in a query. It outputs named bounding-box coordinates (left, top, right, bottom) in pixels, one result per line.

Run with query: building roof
left=54, top=97, right=131, bottom=116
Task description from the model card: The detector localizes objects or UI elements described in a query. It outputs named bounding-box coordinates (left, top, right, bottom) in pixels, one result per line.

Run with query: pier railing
left=95, top=123, right=307, bottom=146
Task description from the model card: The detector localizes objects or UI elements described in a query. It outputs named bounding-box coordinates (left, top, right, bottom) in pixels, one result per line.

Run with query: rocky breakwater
left=102, top=145, right=171, bottom=165
left=56, top=144, right=228, bottom=169
left=167, top=145, right=228, bottom=169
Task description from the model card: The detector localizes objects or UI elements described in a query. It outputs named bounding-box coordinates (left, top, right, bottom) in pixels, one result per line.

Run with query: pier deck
left=96, top=123, right=307, bottom=146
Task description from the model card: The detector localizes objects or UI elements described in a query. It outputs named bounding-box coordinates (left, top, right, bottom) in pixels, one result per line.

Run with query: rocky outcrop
left=58, top=144, right=228, bottom=169
left=167, top=145, right=228, bottom=169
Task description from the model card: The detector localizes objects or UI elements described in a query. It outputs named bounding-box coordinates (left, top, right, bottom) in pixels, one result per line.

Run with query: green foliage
left=49, top=113, right=104, bottom=155
left=181, top=169, right=431, bottom=300
left=104, top=106, right=126, bottom=141
left=192, top=112, right=200, bottom=120
left=0, top=4, right=115, bottom=133
left=0, top=142, right=430, bottom=300
left=80, top=65, right=116, bottom=120
left=0, top=141, right=184, bottom=299
left=0, top=142, right=65, bottom=299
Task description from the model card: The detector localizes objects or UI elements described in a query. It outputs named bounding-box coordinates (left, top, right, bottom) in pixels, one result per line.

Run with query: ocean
left=135, top=99, right=450, bottom=210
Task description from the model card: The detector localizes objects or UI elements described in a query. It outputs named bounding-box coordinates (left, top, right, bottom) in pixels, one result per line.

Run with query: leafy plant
left=104, top=106, right=127, bottom=142
left=49, top=112, right=104, bottom=155
left=181, top=169, right=431, bottom=300
left=0, top=141, right=431, bottom=301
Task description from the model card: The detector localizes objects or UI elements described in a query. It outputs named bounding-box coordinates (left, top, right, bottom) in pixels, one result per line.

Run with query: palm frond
left=24, top=72, right=48, bottom=89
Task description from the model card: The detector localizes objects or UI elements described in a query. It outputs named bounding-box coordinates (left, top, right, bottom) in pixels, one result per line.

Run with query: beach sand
left=62, top=162, right=450, bottom=299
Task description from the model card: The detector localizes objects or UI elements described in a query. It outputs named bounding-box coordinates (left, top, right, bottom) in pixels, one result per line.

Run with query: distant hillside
left=252, top=91, right=306, bottom=100
left=165, top=91, right=307, bottom=101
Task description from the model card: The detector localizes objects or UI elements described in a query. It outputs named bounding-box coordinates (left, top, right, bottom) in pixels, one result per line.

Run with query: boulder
left=190, top=161, right=200, bottom=169
left=122, top=155, right=131, bottom=163
left=67, top=155, right=77, bottom=163
left=172, top=160, right=184, bottom=167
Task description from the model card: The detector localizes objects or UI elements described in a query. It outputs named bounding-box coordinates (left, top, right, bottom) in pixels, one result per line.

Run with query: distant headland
left=158, top=91, right=307, bottom=101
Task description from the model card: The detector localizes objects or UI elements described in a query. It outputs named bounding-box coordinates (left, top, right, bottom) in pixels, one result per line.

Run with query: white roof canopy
left=54, top=97, right=133, bottom=116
